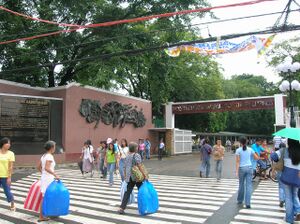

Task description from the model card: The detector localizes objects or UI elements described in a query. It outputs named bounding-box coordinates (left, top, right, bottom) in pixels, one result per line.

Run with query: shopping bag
left=24, top=180, right=42, bottom=213
left=137, top=181, right=159, bottom=216
left=43, top=180, right=70, bottom=216
left=120, top=181, right=135, bottom=205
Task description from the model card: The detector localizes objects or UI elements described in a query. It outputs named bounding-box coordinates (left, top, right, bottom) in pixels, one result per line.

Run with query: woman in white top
left=119, top=139, right=129, bottom=182
left=37, top=140, right=59, bottom=222
left=80, top=141, right=93, bottom=176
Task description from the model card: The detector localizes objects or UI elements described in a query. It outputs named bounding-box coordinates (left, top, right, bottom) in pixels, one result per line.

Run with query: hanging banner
left=165, top=35, right=275, bottom=57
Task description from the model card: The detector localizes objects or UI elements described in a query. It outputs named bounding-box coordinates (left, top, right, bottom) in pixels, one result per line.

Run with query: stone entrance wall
left=0, top=80, right=154, bottom=165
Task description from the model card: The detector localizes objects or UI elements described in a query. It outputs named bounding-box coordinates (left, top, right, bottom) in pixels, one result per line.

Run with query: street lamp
left=277, top=56, right=300, bottom=127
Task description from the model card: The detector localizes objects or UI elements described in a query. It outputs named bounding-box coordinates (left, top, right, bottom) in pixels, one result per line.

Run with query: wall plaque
left=0, top=95, right=63, bottom=155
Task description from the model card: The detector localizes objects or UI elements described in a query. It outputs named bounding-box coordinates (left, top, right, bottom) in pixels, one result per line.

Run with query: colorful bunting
left=164, top=35, right=275, bottom=57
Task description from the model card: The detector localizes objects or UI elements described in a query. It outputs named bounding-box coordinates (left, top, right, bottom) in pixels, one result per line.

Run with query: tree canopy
left=0, top=1, right=292, bottom=135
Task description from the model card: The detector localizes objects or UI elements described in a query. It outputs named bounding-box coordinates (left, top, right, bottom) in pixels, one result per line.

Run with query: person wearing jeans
left=0, top=137, right=15, bottom=212
left=236, top=137, right=259, bottom=208
left=276, top=171, right=285, bottom=207
left=144, top=138, right=151, bottom=160
left=213, top=139, right=225, bottom=180
left=105, top=143, right=118, bottom=187
left=119, top=139, right=129, bottom=182
left=271, top=139, right=300, bottom=223
left=199, top=138, right=212, bottom=178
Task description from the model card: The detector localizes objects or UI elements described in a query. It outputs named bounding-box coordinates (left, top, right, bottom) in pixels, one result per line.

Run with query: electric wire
left=0, top=0, right=276, bottom=45
left=0, top=24, right=299, bottom=75
left=1, top=9, right=298, bottom=62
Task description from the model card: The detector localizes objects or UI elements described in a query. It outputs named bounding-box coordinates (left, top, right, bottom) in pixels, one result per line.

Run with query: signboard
left=0, top=95, right=62, bottom=155
left=172, top=97, right=275, bottom=114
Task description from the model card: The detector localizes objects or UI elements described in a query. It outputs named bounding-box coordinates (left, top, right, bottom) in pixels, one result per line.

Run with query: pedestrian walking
left=37, top=140, right=59, bottom=222
left=80, top=141, right=93, bottom=177
left=158, top=138, right=165, bottom=161
left=235, top=137, right=259, bottom=209
left=138, top=139, right=145, bottom=160
left=0, top=137, right=15, bottom=212
left=145, top=138, right=151, bottom=160
left=199, top=138, right=212, bottom=178
left=113, top=139, right=120, bottom=153
left=273, top=135, right=282, bottom=151
left=118, top=142, right=148, bottom=214
left=225, top=139, right=232, bottom=152
left=213, top=139, right=225, bottom=181
left=98, top=141, right=107, bottom=179
left=271, top=138, right=300, bottom=223
left=119, top=139, right=129, bottom=182
left=105, top=143, right=118, bottom=186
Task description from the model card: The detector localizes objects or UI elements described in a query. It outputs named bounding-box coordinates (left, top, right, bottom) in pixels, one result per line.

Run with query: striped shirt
left=273, top=136, right=282, bottom=149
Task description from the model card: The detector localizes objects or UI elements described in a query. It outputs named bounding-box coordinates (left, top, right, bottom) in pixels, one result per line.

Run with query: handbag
left=131, top=154, right=149, bottom=182
left=24, top=180, right=42, bottom=213
left=272, top=148, right=285, bottom=171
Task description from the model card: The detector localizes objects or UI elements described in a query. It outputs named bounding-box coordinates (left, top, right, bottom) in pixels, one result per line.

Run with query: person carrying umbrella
left=271, top=128, right=300, bottom=223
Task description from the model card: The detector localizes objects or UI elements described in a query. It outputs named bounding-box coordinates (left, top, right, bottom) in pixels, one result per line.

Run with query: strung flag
left=165, top=35, right=275, bottom=57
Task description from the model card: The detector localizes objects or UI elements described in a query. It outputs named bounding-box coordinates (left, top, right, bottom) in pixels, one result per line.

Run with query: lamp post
left=277, top=56, right=300, bottom=127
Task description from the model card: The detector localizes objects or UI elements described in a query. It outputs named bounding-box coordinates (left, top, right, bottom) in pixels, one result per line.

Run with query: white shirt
left=40, top=153, right=56, bottom=194
left=273, top=136, right=282, bottom=148
left=120, top=146, right=129, bottom=159
left=159, top=142, right=165, bottom=149
left=82, top=146, right=93, bottom=161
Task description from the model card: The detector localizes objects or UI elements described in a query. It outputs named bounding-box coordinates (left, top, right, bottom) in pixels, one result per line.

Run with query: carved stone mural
left=79, top=99, right=146, bottom=128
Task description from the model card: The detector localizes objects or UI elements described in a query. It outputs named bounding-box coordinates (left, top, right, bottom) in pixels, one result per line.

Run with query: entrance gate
left=165, top=94, right=287, bottom=155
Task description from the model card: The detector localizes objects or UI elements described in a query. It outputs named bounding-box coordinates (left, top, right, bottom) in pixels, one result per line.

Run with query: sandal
left=10, top=206, right=16, bottom=212
left=37, top=218, right=50, bottom=222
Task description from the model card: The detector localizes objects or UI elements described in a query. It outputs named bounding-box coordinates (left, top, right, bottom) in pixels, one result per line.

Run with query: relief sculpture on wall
left=79, top=99, right=146, bottom=128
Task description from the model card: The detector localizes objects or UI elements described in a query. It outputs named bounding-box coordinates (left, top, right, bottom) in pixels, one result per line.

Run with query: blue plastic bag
left=43, top=180, right=70, bottom=216
left=137, top=181, right=159, bottom=215
left=120, top=181, right=135, bottom=205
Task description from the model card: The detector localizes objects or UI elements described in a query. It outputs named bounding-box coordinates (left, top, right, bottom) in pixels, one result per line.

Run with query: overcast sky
left=197, top=0, right=300, bottom=83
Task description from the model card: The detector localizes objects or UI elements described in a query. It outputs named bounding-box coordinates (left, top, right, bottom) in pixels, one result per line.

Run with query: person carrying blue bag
left=118, top=142, right=148, bottom=215
left=37, top=140, right=60, bottom=222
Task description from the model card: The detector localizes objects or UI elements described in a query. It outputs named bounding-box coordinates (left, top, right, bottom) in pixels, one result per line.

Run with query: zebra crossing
left=0, top=168, right=240, bottom=224
left=231, top=181, right=285, bottom=224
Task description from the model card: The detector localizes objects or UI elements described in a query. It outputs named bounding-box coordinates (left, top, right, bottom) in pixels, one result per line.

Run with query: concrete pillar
left=165, top=129, right=174, bottom=156
left=274, top=94, right=286, bottom=130
left=165, top=102, right=175, bottom=128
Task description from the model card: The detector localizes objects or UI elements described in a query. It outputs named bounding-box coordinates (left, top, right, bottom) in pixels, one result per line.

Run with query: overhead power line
left=2, top=9, right=299, bottom=62
left=0, top=24, right=299, bottom=75
left=0, top=0, right=275, bottom=45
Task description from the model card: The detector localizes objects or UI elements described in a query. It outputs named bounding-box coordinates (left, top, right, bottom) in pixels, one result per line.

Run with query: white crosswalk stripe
left=231, top=181, right=286, bottom=224
left=0, top=169, right=239, bottom=224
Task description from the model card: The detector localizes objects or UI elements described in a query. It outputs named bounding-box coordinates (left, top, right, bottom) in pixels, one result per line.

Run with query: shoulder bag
left=272, top=148, right=285, bottom=171
left=131, top=153, right=149, bottom=182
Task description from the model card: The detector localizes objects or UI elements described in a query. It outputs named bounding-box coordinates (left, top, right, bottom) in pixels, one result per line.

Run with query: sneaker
left=246, top=205, right=251, bottom=209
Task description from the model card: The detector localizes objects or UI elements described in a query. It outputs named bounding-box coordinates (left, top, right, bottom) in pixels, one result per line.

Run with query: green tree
left=222, top=74, right=277, bottom=135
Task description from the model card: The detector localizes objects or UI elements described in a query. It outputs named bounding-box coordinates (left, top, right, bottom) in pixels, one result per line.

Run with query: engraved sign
left=172, top=97, right=276, bottom=114
left=0, top=95, right=63, bottom=155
